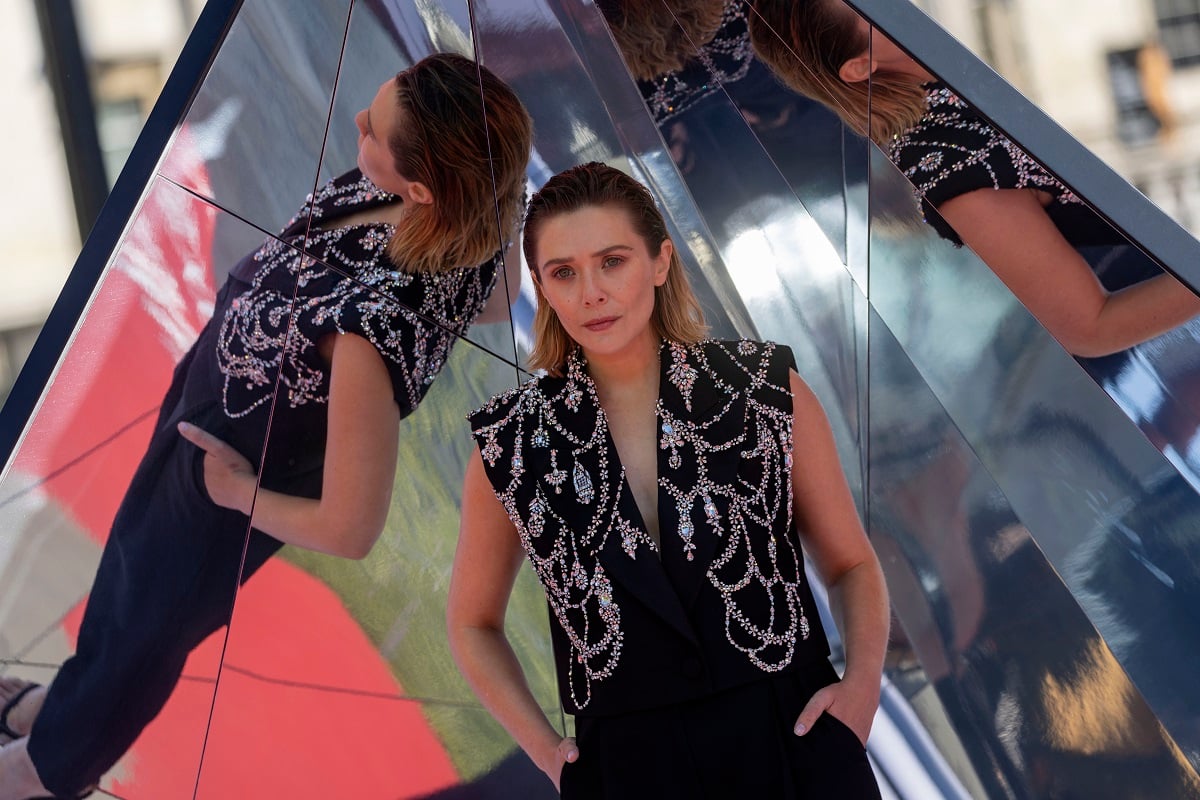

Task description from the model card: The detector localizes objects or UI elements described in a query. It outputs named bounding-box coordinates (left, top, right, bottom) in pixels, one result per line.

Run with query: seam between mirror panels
left=191, top=4, right=359, bottom=796
left=0, top=0, right=245, bottom=476
left=468, top=0, right=526, bottom=395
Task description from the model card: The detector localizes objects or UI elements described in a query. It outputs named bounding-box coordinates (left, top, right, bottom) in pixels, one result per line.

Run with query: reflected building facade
left=0, top=0, right=203, bottom=402
left=918, top=0, right=1200, bottom=232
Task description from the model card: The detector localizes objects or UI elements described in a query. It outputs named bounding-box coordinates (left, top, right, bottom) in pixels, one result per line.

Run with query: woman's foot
left=0, top=681, right=45, bottom=746
left=0, top=738, right=51, bottom=800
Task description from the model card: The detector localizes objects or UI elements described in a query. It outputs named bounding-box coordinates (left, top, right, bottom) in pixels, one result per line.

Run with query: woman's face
left=534, top=204, right=672, bottom=360
left=354, top=78, right=429, bottom=204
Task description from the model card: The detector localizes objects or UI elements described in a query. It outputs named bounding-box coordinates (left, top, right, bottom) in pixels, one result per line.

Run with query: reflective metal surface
left=6, top=0, right=1200, bottom=796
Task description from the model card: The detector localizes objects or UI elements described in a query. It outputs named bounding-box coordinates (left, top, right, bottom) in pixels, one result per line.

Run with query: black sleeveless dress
left=469, top=339, right=879, bottom=799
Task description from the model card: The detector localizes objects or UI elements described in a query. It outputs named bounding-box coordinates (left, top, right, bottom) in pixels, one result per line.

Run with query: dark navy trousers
left=27, top=400, right=282, bottom=798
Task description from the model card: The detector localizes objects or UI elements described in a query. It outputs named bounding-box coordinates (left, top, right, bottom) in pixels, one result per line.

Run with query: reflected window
left=94, top=59, right=162, bottom=186
left=1155, top=0, right=1200, bottom=67
left=1107, top=48, right=1162, bottom=146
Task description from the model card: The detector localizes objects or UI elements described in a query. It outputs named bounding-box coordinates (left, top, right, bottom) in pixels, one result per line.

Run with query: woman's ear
left=405, top=181, right=434, bottom=206
left=654, top=239, right=673, bottom=286
left=838, top=52, right=873, bottom=84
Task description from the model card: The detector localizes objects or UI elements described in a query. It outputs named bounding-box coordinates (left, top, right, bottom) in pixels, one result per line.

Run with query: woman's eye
left=552, top=267, right=574, bottom=280
left=602, top=256, right=623, bottom=268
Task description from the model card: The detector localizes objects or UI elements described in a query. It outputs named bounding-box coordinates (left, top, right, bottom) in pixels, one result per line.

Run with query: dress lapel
left=656, top=341, right=748, bottom=609
left=536, top=349, right=697, bottom=645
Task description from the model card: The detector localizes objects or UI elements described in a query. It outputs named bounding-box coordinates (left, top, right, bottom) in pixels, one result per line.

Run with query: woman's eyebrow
left=541, top=244, right=633, bottom=270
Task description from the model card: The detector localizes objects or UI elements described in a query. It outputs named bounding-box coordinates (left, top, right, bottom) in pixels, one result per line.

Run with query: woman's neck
left=584, top=331, right=661, bottom=408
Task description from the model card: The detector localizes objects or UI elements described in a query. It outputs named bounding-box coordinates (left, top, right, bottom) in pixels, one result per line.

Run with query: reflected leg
left=26, top=426, right=281, bottom=797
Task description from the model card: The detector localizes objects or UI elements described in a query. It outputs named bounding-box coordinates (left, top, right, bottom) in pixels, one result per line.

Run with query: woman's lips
left=583, top=316, right=619, bottom=332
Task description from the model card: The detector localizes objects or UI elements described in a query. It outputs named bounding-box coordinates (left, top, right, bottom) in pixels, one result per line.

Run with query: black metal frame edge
left=0, top=0, right=244, bottom=468
left=847, top=0, right=1200, bottom=292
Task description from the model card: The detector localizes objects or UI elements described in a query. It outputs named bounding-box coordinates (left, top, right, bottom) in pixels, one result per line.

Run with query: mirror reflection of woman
left=0, top=53, right=532, bottom=800
left=448, top=163, right=888, bottom=798
left=749, top=0, right=1200, bottom=359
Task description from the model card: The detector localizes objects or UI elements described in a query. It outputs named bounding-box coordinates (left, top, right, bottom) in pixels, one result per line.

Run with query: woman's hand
left=178, top=421, right=256, bottom=514
left=793, top=676, right=879, bottom=748
left=542, top=736, right=579, bottom=793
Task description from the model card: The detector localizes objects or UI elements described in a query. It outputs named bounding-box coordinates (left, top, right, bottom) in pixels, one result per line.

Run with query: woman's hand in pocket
left=793, top=678, right=877, bottom=747
left=546, top=736, right=579, bottom=793
left=178, top=421, right=256, bottom=514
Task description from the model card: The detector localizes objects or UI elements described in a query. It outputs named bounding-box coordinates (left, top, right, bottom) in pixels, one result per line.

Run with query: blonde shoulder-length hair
left=387, top=53, right=533, bottom=273
left=522, top=163, right=707, bottom=376
left=747, top=0, right=927, bottom=146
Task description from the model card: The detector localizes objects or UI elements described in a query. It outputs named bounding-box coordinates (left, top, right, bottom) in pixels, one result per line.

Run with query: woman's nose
left=355, top=109, right=367, bottom=135
left=580, top=271, right=606, bottom=306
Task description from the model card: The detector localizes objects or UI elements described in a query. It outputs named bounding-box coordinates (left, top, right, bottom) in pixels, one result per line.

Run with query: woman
left=0, top=52, right=532, bottom=800
left=748, top=0, right=1200, bottom=358
left=448, top=162, right=888, bottom=798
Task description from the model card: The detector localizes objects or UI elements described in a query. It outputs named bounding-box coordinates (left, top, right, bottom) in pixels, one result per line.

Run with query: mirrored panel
left=595, top=1, right=857, bottom=266
left=472, top=0, right=755, bottom=368
left=868, top=304, right=1200, bottom=797
left=195, top=699, right=559, bottom=798
left=191, top=3, right=556, bottom=790
left=867, top=131, right=1200, bottom=775
left=309, top=0, right=526, bottom=364
left=868, top=12, right=1200, bottom=483
left=158, top=0, right=352, bottom=242
left=547, top=0, right=872, bottom=490
left=915, top=0, right=1200, bottom=239
left=745, top=2, right=1200, bottom=480
left=202, top=333, right=559, bottom=792
left=0, top=175, right=308, bottom=797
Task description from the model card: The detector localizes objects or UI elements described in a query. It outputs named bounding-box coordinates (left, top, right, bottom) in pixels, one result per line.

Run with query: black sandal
left=0, top=682, right=40, bottom=741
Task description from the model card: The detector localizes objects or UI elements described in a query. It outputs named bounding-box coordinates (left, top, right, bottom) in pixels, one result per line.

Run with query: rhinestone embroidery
left=638, top=1, right=754, bottom=125
left=573, top=460, right=594, bottom=503
left=469, top=339, right=814, bottom=708
left=667, top=341, right=699, bottom=412
left=216, top=170, right=497, bottom=420
left=889, top=83, right=1083, bottom=242
left=545, top=450, right=568, bottom=494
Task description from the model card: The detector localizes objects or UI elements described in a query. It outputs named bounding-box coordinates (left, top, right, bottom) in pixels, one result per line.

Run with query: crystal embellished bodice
left=216, top=169, right=498, bottom=421
left=889, top=82, right=1085, bottom=246
left=638, top=1, right=755, bottom=125
left=469, top=339, right=824, bottom=711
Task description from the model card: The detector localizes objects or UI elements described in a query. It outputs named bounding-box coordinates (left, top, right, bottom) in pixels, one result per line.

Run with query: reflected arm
left=788, top=372, right=889, bottom=742
left=447, top=449, right=569, bottom=784
left=180, top=332, right=399, bottom=559
left=939, top=188, right=1200, bottom=357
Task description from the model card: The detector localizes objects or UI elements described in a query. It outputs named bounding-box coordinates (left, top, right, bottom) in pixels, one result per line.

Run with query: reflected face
left=534, top=205, right=671, bottom=359
left=354, top=78, right=421, bottom=200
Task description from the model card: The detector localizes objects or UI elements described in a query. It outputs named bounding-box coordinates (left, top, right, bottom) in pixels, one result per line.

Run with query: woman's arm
left=787, top=371, right=889, bottom=746
left=447, top=448, right=577, bottom=790
left=178, top=331, right=399, bottom=559
left=939, top=187, right=1200, bottom=358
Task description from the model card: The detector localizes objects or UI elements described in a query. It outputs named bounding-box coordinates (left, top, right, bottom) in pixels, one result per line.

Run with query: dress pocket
left=558, top=757, right=575, bottom=798
left=821, top=711, right=866, bottom=752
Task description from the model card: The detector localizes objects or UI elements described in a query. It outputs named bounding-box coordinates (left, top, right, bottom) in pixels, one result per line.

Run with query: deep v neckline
left=569, top=345, right=668, bottom=558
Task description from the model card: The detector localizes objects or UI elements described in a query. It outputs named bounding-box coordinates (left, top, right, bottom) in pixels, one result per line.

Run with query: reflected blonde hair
left=523, top=163, right=707, bottom=376
left=387, top=53, right=533, bottom=273
left=597, top=0, right=728, bottom=80
left=748, top=0, right=926, bottom=145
